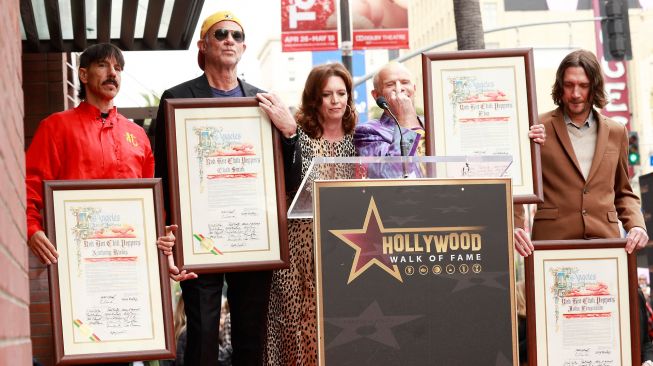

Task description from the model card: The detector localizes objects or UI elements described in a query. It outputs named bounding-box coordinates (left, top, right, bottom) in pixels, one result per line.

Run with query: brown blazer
left=515, top=107, right=645, bottom=240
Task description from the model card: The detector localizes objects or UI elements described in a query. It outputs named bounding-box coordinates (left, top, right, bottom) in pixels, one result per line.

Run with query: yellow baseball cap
left=197, top=10, right=244, bottom=70
left=199, top=10, right=243, bottom=38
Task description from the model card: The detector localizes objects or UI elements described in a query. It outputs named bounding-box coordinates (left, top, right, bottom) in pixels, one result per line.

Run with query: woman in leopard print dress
left=265, top=63, right=357, bottom=365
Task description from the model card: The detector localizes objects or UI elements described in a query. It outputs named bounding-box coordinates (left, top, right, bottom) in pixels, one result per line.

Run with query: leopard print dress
left=265, top=128, right=356, bottom=365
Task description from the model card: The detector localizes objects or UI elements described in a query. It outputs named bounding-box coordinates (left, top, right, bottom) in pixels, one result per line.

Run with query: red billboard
left=351, top=0, right=409, bottom=49
left=281, top=0, right=339, bottom=52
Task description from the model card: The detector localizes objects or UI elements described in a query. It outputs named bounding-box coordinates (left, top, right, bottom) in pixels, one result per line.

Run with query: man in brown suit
left=514, top=49, right=648, bottom=256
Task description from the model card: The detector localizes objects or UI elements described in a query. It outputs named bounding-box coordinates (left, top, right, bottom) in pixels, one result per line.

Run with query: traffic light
left=601, top=0, right=632, bottom=61
left=628, top=131, right=640, bottom=165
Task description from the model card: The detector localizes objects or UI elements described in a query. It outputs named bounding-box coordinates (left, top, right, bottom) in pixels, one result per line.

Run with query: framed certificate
left=422, top=48, right=542, bottom=203
left=165, top=97, right=288, bottom=273
left=525, top=239, right=639, bottom=366
left=44, top=179, right=174, bottom=365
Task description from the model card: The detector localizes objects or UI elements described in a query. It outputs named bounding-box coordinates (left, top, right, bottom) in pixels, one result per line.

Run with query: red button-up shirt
left=26, top=102, right=154, bottom=238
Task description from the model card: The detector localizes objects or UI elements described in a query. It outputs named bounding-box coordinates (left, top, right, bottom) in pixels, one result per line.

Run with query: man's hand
left=28, top=230, right=59, bottom=265
left=156, top=224, right=197, bottom=281
left=257, top=92, right=297, bottom=138
left=529, top=124, right=546, bottom=145
left=514, top=228, right=534, bottom=257
left=167, top=256, right=198, bottom=282
left=156, top=224, right=177, bottom=256
left=386, top=90, right=417, bottom=127
left=626, top=226, right=648, bottom=254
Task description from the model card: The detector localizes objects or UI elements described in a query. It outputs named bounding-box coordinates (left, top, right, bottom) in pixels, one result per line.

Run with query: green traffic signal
left=628, top=131, right=640, bottom=165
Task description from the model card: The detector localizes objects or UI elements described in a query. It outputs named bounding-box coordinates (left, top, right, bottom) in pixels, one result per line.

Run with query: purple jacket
left=353, top=113, right=423, bottom=157
left=353, top=113, right=425, bottom=178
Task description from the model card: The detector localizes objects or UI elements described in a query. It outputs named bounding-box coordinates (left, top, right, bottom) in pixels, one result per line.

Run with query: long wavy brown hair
left=296, top=63, right=357, bottom=139
left=173, top=296, right=186, bottom=341
left=515, top=281, right=526, bottom=318
left=551, top=49, right=607, bottom=109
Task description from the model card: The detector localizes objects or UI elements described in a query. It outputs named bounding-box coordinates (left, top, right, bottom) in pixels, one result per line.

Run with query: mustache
left=102, top=79, right=118, bottom=86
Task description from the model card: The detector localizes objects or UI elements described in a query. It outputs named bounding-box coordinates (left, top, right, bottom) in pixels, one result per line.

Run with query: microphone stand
left=383, top=108, right=408, bottom=178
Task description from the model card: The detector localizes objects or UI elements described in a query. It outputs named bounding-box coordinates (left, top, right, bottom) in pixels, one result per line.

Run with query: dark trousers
left=181, top=270, right=272, bottom=366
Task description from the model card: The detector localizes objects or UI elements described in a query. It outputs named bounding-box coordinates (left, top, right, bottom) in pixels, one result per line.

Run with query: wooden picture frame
left=44, top=179, right=174, bottom=365
left=525, top=239, right=639, bottom=366
left=422, top=48, right=543, bottom=204
left=165, top=97, right=289, bottom=273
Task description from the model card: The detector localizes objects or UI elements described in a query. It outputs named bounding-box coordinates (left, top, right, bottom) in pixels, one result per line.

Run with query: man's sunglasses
left=213, top=29, right=245, bottom=43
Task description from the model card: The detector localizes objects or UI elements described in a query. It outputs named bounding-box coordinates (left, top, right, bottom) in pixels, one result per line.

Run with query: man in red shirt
left=25, top=43, right=195, bottom=282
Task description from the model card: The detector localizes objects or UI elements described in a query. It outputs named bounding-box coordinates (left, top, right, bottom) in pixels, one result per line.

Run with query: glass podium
left=287, top=155, right=513, bottom=219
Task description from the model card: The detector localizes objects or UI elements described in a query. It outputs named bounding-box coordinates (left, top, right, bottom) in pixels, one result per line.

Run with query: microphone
left=375, top=96, right=390, bottom=110
left=375, top=96, right=405, bottom=157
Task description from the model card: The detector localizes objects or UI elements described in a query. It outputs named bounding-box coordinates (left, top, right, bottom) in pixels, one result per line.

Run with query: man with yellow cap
left=153, top=10, right=301, bottom=366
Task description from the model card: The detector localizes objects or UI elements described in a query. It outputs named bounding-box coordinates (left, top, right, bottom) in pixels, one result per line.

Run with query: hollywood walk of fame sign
left=314, top=179, right=518, bottom=365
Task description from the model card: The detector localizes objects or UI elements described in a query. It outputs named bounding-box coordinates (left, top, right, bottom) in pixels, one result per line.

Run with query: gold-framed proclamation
left=43, top=179, right=174, bottom=365
left=165, top=97, right=289, bottom=273
left=525, top=239, right=640, bottom=366
left=422, top=48, right=542, bottom=203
